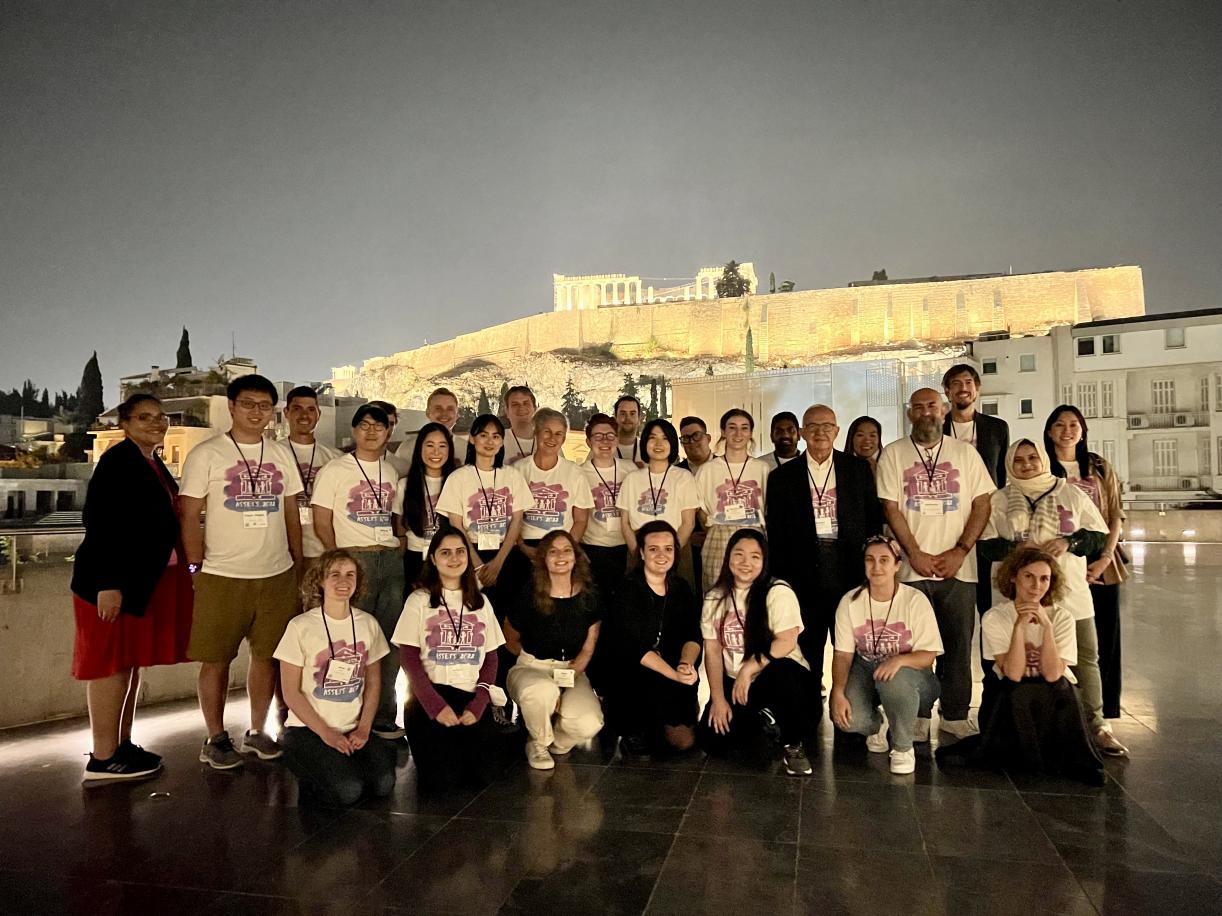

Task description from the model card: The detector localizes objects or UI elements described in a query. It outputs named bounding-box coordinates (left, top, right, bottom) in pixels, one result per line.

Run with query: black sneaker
left=491, top=705, right=520, bottom=733
left=372, top=723, right=407, bottom=740
left=117, top=740, right=162, bottom=770
left=83, top=752, right=161, bottom=783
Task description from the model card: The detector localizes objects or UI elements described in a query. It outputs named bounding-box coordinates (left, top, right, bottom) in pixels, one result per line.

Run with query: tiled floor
left=2, top=542, right=1221, bottom=915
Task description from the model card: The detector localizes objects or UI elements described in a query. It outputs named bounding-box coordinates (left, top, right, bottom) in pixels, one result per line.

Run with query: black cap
left=352, top=404, right=390, bottom=428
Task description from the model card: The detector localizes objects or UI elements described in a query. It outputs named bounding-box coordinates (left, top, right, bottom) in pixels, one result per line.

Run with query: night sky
left=2, top=0, right=1219, bottom=402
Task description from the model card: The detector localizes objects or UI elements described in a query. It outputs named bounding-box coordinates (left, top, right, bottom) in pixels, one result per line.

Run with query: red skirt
left=72, top=559, right=194, bottom=680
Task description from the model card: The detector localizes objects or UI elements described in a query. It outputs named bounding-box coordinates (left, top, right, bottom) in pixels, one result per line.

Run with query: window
left=1217, top=375, right=1222, bottom=411
left=1101, top=380, right=1115, bottom=418
left=1062, top=384, right=1074, bottom=406
left=1077, top=338, right=1096, bottom=356
left=1019, top=398, right=1033, bottom=417
left=1101, top=440, right=1116, bottom=466
left=1154, top=439, right=1178, bottom=477
left=1165, top=327, right=1186, bottom=349
left=1152, top=380, right=1176, bottom=414
left=1102, top=334, right=1120, bottom=354
left=982, top=359, right=998, bottom=375
left=980, top=400, right=1000, bottom=416
left=1077, top=383, right=1098, bottom=418
left=1202, top=377, right=1211, bottom=412
left=1019, top=354, right=1036, bottom=372
left=1203, top=439, right=1212, bottom=476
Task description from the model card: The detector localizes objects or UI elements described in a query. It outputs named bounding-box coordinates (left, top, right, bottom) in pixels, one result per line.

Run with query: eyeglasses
left=133, top=412, right=168, bottom=423
left=355, top=421, right=388, bottom=432
left=235, top=399, right=274, bottom=412
left=679, top=434, right=707, bottom=444
left=588, top=433, right=617, bottom=442
left=802, top=423, right=837, bottom=434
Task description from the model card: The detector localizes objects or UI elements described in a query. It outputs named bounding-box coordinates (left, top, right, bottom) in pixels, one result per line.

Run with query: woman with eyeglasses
left=700, top=529, right=815, bottom=776
left=616, top=418, right=701, bottom=555
left=579, top=413, right=638, bottom=596
left=829, top=537, right=941, bottom=775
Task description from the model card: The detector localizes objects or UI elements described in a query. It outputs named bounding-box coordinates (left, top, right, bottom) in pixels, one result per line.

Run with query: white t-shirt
left=179, top=434, right=302, bottom=579
left=517, top=456, right=594, bottom=541
left=950, top=420, right=978, bottom=447
left=982, top=600, right=1078, bottom=682
left=833, top=584, right=944, bottom=661
left=284, top=438, right=341, bottom=558
left=759, top=451, right=799, bottom=471
left=876, top=434, right=995, bottom=583
left=273, top=607, right=390, bottom=732
left=615, top=440, right=643, bottom=465
left=401, top=473, right=446, bottom=554
left=436, top=463, right=533, bottom=548
left=310, top=455, right=401, bottom=549
left=503, top=429, right=536, bottom=467
left=983, top=483, right=1108, bottom=620
left=804, top=453, right=840, bottom=541
left=695, top=456, right=770, bottom=527
left=392, top=587, right=506, bottom=692
left=580, top=458, right=637, bottom=548
left=701, top=581, right=808, bottom=677
left=616, top=464, right=701, bottom=533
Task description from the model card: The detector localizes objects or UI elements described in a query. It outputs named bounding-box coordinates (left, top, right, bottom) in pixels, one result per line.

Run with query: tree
left=769, top=271, right=776, bottom=294
left=476, top=386, right=492, bottom=416
left=619, top=373, right=639, bottom=401
left=39, top=389, right=50, bottom=415
left=745, top=327, right=755, bottom=374
left=176, top=327, right=193, bottom=368
left=455, top=405, right=476, bottom=433
left=779, top=280, right=795, bottom=293
left=647, top=378, right=659, bottom=421
left=75, top=352, right=104, bottom=424
left=705, top=364, right=714, bottom=376
left=498, top=381, right=510, bottom=415
left=560, top=377, right=586, bottom=428
left=872, top=268, right=888, bottom=282
left=715, top=260, right=751, bottom=299
left=658, top=377, right=668, bottom=418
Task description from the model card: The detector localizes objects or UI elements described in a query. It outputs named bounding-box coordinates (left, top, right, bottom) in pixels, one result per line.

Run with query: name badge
left=298, top=506, right=313, bottom=526
left=603, top=507, right=621, bottom=518
left=551, top=667, right=575, bottom=688
left=919, top=500, right=944, bottom=517
left=243, top=511, right=269, bottom=529
left=326, top=658, right=356, bottom=684
left=477, top=531, right=501, bottom=552
left=375, top=525, right=397, bottom=544
left=724, top=504, right=747, bottom=522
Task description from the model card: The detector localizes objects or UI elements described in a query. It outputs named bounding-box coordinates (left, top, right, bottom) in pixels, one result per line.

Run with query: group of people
left=70, top=362, right=1129, bottom=798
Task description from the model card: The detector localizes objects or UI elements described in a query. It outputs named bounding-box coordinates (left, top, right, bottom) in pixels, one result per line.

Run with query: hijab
left=1003, top=439, right=1064, bottom=543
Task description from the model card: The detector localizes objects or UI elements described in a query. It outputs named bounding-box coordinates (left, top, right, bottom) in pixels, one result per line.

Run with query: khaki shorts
left=188, top=568, right=300, bottom=663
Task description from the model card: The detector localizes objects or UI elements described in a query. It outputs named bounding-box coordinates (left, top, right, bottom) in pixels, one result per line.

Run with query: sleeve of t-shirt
left=700, top=593, right=722, bottom=641
left=481, top=597, right=506, bottom=652
left=508, top=468, right=534, bottom=515
left=272, top=616, right=304, bottom=666
left=1053, top=609, right=1078, bottom=667
left=905, top=588, right=945, bottom=655
left=832, top=591, right=855, bottom=653
left=363, top=616, right=390, bottom=663
left=179, top=441, right=213, bottom=499
left=393, top=477, right=406, bottom=516
left=614, top=471, right=639, bottom=513
left=391, top=590, right=426, bottom=647
left=274, top=443, right=303, bottom=499
left=1073, top=487, right=1109, bottom=534
left=875, top=444, right=903, bottom=504
left=963, top=447, right=995, bottom=502
left=674, top=469, right=702, bottom=511
left=766, top=582, right=804, bottom=634
left=310, top=458, right=343, bottom=509
left=568, top=466, right=594, bottom=510
left=435, top=471, right=466, bottom=519
left=981, top=606, right=1012, bottom=661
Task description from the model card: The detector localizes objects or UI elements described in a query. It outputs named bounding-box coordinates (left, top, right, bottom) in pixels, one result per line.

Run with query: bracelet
left=954, top=541, right=971, bottom=553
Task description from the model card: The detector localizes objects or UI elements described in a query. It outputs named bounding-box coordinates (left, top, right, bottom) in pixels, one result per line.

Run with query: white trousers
left=507, top=652, right=604, bottom=749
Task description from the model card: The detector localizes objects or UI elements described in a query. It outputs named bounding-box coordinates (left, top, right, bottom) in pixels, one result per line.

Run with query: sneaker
left=372, top=723, right=406, bottom=740
left=782, top=744, right=812, bottom=776
left=889, top=748, right=916, bottom=775
left=939, top=717, right=979, bottom=739
left=1093, top=728, right=1130, bottom=758
left=492, top=704, right=520, bottom=733
left=549, top=741, right=574, bottom=757
left=83, top=752, right=161, bottom=783
left=526, top=741, right=555, bottom=770
left=199, top=731, right=245, bottom=770
left=914, top=718, right=931, bottom=744
left=239, top=729, right=284, bottom=761
left=866, top=713, right=890, bottom=753
left=758, top=708, right=782, bottom=747
left=116, top=740, right=162, bottom=770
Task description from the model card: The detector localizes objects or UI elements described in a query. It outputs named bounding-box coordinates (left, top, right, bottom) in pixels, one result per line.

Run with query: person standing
left=759, top=411, right=801, bottom=471
left=845, top=416, right=883, bottom=475
left=877, top=388, right=994, bottom=739
left=766, top=405, right=882, bottom=688
left=395, top=387, right=468, bottom=469
left=616, top=419, right=701, bottom=553
left=71, top=394, right=193, bottom=781
left=311, top=404, right=406, bottom=739
left=282, top=386, right=340, bottom=565
left=676, top=416, right=713, bottom=589
left=503, top=385, right=538, bottom=466
left=180, top=375, right=304, bottom=769
left=398, top=421, right=458, bottom=590
left=614, top=395, right=646, bottom=467
left=579, top=413, right=636, bottom=597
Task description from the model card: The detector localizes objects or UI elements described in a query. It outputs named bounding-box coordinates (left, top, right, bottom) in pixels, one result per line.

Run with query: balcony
left=1126, top=411, right=1211, bottom=430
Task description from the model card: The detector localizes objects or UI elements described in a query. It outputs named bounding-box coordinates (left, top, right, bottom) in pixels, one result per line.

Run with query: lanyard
left=1024, top=483, right=1059, bottom=514
left=440, top=593, right=464, bottom=643
left=618, top=440, right=639, bottom=463
left=228, top=433, right=264, bottom=495
left=473, top=466, right=498, bottom=520
left=511, top=431, right=534, bottom=462
left=647, top=466, right=671, bottom=515
left=866, top=588, right=897, bottom=657
left=721, top=589, right=747, bottom=647
left=807, top=457, right=834, bottom=537
left=910, top=436, right=944, bottom=485
left=353, top=455, right=385, bottom=510
left=320, top=608, right=358, bottom=659
left=590, top=460, right=618, bottom=498
left=724, top=455, right=747, bottom=492
left=292, top=441, right=319, bottom=497
left=950, top=418, right=976, bottom=443
left=423, top=476, right=440, bottom=531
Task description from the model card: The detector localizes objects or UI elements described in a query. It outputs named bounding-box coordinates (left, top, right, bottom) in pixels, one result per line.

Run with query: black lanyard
left=292, top=441, right=318, bottom=498
left=866, top=589, right=897, bottom=657
left=724, top=455, right=748, bottom=492
left=910, top=436, right=944, bottom=485
left=807, top=457, right=834, bottom=537
left=423, top=476, right=440, bottom=531
left=473, top=466, right=499, bottom=520
left=721, top=589, right=747, bottom=647
left=353, top=455, right=384, bottom=510
left=440, top=593, right=464, bottom=643
left=648, top=580, right=669, bottom=650
left=320, top=608, right=358, bottom=659
left=647, top=465, right=671, bottom=515
left=1023, top=483, right=1059, bottom=514
left=590, top=460, right=618, bottom=498
left=618, top=440, right=639, bottom=463
left=511, top=431, right=534, bottom=462
left=228, top=433, right=264, bottom=495
left=950, top=418, right=976, bottom=444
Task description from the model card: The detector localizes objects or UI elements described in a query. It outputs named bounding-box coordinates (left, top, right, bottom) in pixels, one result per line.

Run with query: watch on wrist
left=187, top=562, right=201, bottom=574
left=954, top=541, right=970, bottom=553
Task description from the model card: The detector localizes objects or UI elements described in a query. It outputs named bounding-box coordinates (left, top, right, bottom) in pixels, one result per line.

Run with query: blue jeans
left=352, top=548, right=406, bottom=727
left=910, top=578, right=976, bottom=721
left=841, top=656, right=940, bottom=751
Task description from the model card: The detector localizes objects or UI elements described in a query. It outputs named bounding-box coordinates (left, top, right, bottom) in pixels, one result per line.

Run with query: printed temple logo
left=345, top=482, right=395, bottom=528
left=592, top=481, right=621, bottom=521
left=901, top=462, right=961, bottom=513
left=1024, top=642, right=1043, bottom=678
left=524, top=482, right=569, bottom=531
left=853, top=619, right=914, bottom=660
left=636, top=486, right=669, bottom=517
left=312, top=641, right=366, bottom=703
left=223, top=462, right=285, bottom=512
left=719, top=610, right=744, bottom=651
left=810, top=487, right=839, bottom=533
left=466, top=487, right=512, bottom=534
left=424, top=611, right=486, bottom=666
left=1057, top=504, right=1075, bottom=535
left=714, top=479, right=762, bottom=523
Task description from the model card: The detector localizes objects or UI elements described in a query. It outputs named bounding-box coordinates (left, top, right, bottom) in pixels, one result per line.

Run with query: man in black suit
left=942, top=364, right=1009, bottom=616
left=766, top=404, right=883, bottom=696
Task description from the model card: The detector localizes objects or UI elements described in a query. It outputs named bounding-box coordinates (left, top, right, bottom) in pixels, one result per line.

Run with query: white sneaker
left=866, top=713, right=889, bottom=753
left=526, top=741, right=555, bottom=770
left=939, top=717, right=979, bottom=739
left=914, top=717, right=931, bottom=743
left=889, top=748, right=916, bottom=775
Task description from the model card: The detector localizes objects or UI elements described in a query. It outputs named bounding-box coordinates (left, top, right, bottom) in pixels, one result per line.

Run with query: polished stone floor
left=2, top=542, right=1221, bottom=915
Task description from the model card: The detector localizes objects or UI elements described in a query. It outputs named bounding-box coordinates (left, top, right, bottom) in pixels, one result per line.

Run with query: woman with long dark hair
left=845, top=416, right=883, bottom=473
left=616, top=418, right=700, bottom=553
left=1042, top=405, right=1129, bottom=757
left=398, top=421, right=458, bottom=589
left=699, top=528, right=816, bottom=775
left=505, top=530, right=603, bottom=769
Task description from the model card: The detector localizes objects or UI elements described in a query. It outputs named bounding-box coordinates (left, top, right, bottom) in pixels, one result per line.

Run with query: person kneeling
left=829, top=536, right=942, bottom=775
left=606, top=521, right=702, bottom=757
left=394, top=527, right=504, bottom=791
left=505, top=530, right=604, bottom=770
left=275, top=550, right=397, bottom=806
left=699, top=529, right=816, bottom=776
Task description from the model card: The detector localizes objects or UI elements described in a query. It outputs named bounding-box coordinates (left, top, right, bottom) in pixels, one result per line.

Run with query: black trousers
left=584, top=544, right=628, bottom=696
left=699, top=658, right=818, bottom=753
left=403, top=549, right=425, bottom=594
left=1090, top=583, right=1122, bottom=719
left=282, top=727, right=397, bottom=807
left=405, top=684, right=496, bottom=791
left=606, top=661, right=699, bottom=738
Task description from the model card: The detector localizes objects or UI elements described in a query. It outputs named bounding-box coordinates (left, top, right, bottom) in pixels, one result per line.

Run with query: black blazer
left=943, top=411, right=1009, bottom=488
left=765, top=450, right=883, bottom=611
left=71, top=437, right=181, bottom=617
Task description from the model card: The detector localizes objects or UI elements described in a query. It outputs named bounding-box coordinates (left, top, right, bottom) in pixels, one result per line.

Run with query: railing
left=1129, top=476, right=1210, bottom=492
left=1127, top=411, right=1211, bottom=430
left=1, top=522, right=85, bottom=594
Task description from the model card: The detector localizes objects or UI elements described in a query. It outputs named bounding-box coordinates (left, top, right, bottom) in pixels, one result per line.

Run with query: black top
left=508, top=588, right=601, bottom=661
left=612, top=573, right=701, bottom=666
left=70, top=437, right=181, bottom=617
left=943, top=411, right=1010, bottom=488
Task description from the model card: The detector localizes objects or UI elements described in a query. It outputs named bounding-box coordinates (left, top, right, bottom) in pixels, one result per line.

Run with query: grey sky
left=3, top=0, right=1219, bottom=402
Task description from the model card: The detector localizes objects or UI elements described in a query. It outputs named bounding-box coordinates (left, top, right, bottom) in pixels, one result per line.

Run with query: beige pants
left=507, top=652, right=604, bottom=750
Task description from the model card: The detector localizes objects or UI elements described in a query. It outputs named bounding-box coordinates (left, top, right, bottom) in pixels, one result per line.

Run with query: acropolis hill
left=330, top=265, right=1145, bottom=415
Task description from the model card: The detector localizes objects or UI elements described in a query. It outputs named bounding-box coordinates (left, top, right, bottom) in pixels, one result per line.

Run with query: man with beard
left=614, top=395, right=645, bottom=467
left=760, top=411, right=801, bottom=470
left=877, top=388, right=994, bottom=739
